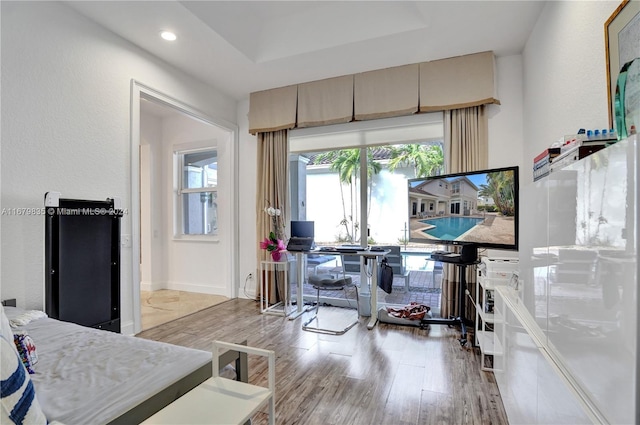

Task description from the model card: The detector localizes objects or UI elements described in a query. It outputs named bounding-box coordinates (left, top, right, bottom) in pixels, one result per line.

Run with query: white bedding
left=5, top=307, right=212, bottom=425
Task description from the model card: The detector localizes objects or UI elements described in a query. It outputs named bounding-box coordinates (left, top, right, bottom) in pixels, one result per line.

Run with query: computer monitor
left=291, top=220, right=314, bottom=238
left=408, top=166, right=519, bottom=257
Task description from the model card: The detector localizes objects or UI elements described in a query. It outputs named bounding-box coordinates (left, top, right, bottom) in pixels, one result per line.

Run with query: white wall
left=489, top=54, right=525, bottom=170
left=522, top=1, right=619, bottom=183
left=160, top=113, right=233, bottom=296
left=237, top=99, right=259, bottom=298
left=140, top=114, right=163, bottom=291
left=0, top=2, right=238, bottom=332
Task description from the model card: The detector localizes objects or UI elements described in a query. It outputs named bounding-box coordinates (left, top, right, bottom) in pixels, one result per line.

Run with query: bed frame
left=1, top=299, right=249, bottom=425
left=108, top=344, right=248, bottom=425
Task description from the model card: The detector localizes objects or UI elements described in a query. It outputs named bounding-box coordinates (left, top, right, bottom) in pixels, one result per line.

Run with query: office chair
left=302, top=254, right=359, bottom=335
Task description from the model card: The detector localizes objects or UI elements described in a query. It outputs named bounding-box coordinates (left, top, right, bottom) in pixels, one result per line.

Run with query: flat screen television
left=408, top=166, right=519, bottom=257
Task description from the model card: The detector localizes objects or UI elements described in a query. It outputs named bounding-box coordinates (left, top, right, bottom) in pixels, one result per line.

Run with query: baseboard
left=165, top=281, right=228, bottom=296
left=140, top=281, right=164, bottom=292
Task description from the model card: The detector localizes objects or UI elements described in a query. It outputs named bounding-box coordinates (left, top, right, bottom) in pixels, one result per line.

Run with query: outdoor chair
left=431, top=261, right=444, bottom=288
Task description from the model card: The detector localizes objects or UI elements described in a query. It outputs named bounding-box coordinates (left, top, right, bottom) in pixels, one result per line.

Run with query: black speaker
left=460, top=245, right=478, bottom=263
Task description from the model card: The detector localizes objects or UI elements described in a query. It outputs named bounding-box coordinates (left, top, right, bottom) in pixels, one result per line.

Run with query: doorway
left=131, top=82, right=238, bottom=334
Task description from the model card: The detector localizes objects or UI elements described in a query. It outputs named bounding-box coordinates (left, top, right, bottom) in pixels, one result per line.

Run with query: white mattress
left=5, top=307, right=212, bottom=425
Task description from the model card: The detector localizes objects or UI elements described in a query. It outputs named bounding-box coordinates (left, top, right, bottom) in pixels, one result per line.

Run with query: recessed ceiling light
left=160, top=31, right=177, bottom=41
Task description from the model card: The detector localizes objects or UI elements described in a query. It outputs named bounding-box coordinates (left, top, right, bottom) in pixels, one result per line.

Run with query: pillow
left=0, top=336, right=47, bottom=424
left=12, top=331, right=38, bottom=374
left=9, top=310, right=47, bottom=328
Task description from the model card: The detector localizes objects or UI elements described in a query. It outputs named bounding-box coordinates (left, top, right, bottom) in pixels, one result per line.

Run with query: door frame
left=130, top=80, right=239, bottom=335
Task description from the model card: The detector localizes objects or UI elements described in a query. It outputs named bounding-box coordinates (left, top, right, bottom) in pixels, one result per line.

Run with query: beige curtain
left=256, top=130, right=289, bottom=303
left=440, top=106, right=488, bottom=321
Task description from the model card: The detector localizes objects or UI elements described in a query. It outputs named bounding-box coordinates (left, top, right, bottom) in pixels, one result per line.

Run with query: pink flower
left=259, top=234, right=286, bottom=262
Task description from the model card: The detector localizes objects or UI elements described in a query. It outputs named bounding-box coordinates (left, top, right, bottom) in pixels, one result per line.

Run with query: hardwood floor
left=140, top=289, right=229, bottom=330
left=137, top=298, right=508, bottom=425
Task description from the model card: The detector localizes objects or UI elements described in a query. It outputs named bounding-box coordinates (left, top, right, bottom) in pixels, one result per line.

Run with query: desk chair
left=302, top=254, right=359, bottom=335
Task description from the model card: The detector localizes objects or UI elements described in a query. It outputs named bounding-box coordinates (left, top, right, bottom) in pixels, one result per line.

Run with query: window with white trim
left=176, top=148, right=218, bottom=236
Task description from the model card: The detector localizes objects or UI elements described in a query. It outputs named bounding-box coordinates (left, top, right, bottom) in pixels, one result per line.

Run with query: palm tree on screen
left=479, top=171, right=515, bottom=216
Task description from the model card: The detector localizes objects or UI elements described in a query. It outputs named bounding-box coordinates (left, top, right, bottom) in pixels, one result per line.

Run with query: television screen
left=408, top=166, right=519, bottom=251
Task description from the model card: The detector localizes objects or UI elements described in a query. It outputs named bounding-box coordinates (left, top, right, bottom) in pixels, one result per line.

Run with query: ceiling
left=65, top=1, right=546, bottom=102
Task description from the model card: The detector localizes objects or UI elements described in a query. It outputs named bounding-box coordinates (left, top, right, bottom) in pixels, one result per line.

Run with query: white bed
left=3, top=305, right=220, bottom=425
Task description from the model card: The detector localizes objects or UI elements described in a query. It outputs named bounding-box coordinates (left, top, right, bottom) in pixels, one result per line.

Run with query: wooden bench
left=142, top=341, right=275, bottom=425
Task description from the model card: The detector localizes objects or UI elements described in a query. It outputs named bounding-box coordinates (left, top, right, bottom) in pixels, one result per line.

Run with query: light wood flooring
left=137, top=298, right=508, bottom=425
left=140, top=289, right=229, bottom=330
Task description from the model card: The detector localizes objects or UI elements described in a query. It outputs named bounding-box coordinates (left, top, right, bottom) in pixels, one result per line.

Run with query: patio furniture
left=431, top=261, right=444, bottom=288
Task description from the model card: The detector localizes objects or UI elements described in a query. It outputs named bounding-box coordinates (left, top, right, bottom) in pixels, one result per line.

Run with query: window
left=289, top=113, right=446, bottom=309
left=290, top=113, right=445, bottom=247
left=176, top=148, right=218, bottom=236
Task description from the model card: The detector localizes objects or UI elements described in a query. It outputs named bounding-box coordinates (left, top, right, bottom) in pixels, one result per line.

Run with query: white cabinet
left=474, top=257, right=518, bottom=371
left=506, top=134, right=639, bottom=425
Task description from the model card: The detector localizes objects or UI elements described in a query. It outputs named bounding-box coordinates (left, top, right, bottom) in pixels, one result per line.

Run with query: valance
left=354, top=64, right=419, bottom=121
left=248, top=51, right=499, bottom=134
left=248, top=85, right=298, bottom=134
left=297, top=75, right=353, bottom=128
left=420, top=51, right=499, bottom=112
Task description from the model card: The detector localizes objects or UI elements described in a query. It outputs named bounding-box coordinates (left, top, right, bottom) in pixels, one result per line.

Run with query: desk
left=360, top=250, right=391, bottom=329
left=289, top=251, right=314, bottom=320
left=288, top=249, right=389, bottom=329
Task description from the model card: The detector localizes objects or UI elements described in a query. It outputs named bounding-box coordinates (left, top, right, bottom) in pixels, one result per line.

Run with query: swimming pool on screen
left=420, top=217, right=484, bottom=240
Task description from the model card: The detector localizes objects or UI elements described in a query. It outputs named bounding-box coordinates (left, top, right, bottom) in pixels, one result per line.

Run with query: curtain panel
left=256, top=130, right=290, bottom=302
left=440, top=105, right=488, bottom=321
left=248, top=51, right=499, bottom=134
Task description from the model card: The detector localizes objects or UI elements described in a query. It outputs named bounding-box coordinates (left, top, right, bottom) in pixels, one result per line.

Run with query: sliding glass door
left=289, top=114, right=445, bottom=309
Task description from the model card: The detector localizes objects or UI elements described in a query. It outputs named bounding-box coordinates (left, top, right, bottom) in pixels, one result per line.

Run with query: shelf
left=478, top=275, right=512, bottom=289
left=475, top=256, right=516, bottom=372
left=477, top=304, right=502, bottom=324
left=477, top=329, right=503, bottom=356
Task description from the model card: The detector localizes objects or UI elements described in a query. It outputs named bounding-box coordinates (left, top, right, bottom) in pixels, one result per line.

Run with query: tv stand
left=420, top=256, right=478, bottom=346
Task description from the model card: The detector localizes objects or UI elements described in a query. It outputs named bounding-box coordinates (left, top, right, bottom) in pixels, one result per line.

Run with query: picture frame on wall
left=605, top=0, right=640, bottom=128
